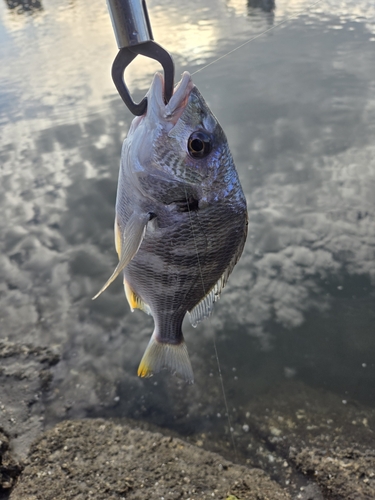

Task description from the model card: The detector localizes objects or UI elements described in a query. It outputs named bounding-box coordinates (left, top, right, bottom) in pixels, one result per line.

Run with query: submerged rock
left=0, top=340, right=59, bottom=460
left=10, top=419, right=291, bottom=500
left=2, top=339, right=375, bottom=500
left=242, top=380, right=375, bottom=500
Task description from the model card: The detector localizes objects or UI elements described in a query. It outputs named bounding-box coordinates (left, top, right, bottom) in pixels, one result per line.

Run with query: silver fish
left=94, top=71, right=247, bottom=383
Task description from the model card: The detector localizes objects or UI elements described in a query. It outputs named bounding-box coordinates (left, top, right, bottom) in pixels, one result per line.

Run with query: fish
left=93, top=71, right=248, bottom=383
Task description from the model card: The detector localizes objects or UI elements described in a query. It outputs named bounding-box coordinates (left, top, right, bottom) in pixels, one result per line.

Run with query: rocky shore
left=1, top=340, right=374, bottom=500
left=8, top=419, right=290, bottom=500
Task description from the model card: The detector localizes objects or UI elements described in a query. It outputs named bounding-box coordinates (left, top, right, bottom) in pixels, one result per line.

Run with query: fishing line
left=212, top=334, right=238, bottom=461
left=183, top=186, right=238, bottom=461
left=191, top=0, right=324, bottom=77
left=181, top=0, right=323, bottom=464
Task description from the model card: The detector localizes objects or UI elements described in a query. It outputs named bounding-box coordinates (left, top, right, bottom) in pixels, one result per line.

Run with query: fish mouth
left=147, top=71, right=194, bottom=124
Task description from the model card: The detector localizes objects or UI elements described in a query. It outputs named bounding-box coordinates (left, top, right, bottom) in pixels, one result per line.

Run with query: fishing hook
left=107, top=0, right=175, bottom=116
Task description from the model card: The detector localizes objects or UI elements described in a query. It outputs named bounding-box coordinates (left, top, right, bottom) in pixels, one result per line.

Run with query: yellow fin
left=114, top=217, right=121, bottom=258
left=124, top=279, right=151, bottom=315
left=138, top=336, right=194, bottom=383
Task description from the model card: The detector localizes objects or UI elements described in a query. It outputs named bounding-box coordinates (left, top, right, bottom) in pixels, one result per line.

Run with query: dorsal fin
left=188, top=214, right=248, bottom=327
left=188, top=271, right=227, bottom=327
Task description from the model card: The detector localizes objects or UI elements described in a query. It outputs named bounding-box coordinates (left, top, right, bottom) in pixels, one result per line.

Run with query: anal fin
left=124, top=279, right=151, bottom=315
left=114, top=216, right=122, bottom=259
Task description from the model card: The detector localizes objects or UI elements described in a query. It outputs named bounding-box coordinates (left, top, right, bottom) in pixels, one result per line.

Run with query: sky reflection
left=0, top=0, right=375, bottom=428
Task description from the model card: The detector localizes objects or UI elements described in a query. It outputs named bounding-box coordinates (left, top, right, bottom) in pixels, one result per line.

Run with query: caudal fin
left=137, top=336, right=194, bottom=384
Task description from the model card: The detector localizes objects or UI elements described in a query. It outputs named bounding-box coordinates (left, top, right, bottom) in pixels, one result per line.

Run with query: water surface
left=1, top=0, right=375, bottom=448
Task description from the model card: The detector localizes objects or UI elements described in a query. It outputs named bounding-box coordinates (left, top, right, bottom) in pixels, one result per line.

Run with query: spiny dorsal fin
left=92, top=212, right=151, bottom=300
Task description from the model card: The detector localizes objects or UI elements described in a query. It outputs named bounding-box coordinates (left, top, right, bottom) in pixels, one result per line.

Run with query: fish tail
left=137, top=334, right=194, bottom=384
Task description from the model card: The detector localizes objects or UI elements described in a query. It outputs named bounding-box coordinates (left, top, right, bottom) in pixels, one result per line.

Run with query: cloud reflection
left=0, top=0, right=375, bottom=422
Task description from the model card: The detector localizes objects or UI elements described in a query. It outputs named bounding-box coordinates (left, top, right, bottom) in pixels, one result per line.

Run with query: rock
left=10, top=419, right=291, bottom=500
left=0, top=340, right=59, bottom=459
left=243, top=380, right=375, bottom=500
left=0, top=429, right=22, bottom=491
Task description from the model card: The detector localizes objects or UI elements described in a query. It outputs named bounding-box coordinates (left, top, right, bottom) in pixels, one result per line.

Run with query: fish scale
left=94, top=71, right=247, bottom=383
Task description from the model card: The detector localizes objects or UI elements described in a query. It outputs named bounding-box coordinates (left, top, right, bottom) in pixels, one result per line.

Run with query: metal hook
left=107, top=0, right=175, bottom=116
left=111, top=41, right=175, bottom=116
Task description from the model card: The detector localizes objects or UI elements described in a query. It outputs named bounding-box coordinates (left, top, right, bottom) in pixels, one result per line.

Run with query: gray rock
left=242, top=380, right=375, bottom=500
left=10, top=419, right=291, bottom=500
left=0, top=340, right=59, bottom=459
left=0, top=428, right=22, bottom=491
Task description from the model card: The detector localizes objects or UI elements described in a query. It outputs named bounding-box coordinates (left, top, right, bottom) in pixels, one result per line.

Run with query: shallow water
left=1, top=0, right=375, bottom=445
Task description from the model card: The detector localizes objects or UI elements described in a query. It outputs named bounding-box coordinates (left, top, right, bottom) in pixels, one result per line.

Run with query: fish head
left=128, top=71, right=234, bottom=190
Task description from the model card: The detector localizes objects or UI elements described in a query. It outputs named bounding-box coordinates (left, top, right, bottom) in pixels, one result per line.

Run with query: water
left=1, top=0, right=375, bottom=452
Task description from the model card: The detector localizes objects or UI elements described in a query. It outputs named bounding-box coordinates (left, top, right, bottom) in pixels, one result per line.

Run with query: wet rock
left=244, top=380, right=375, bottom=500
left=0, top=340, right=59, bottom=459
left=0, top=429, right=22, bottom=491
left=10, top=419, right=291, bottom=500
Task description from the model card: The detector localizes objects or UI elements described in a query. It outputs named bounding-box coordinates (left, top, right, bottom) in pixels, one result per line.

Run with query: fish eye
left=188, top=131, right=212, bottom=159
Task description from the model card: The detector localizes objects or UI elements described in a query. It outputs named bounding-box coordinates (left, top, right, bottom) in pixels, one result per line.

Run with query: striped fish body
left=95, top=72, right=247, bottom=383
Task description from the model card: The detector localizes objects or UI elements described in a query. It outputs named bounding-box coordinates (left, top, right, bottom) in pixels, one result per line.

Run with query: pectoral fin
left=92, top=212, right=151, bottom=300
